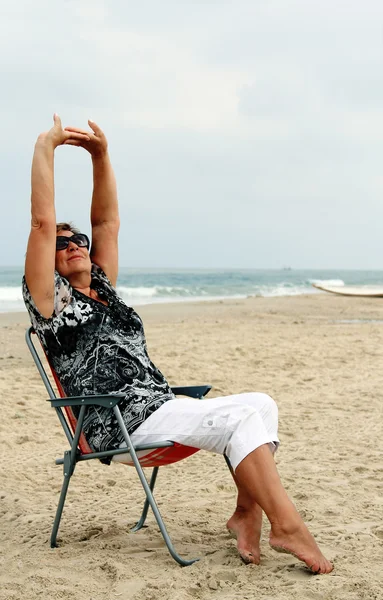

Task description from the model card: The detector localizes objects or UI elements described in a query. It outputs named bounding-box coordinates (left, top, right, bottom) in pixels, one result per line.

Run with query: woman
left=23, top=115, right=333, bottom=573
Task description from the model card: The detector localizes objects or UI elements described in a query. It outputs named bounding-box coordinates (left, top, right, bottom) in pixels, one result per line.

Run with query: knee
left=263, top=393, right=278, bottom=413
left=251, top=392, right=279, bottom=426
left=245, top=391, right=278, bottom=415
left=263, top=393, right=278, bottom=421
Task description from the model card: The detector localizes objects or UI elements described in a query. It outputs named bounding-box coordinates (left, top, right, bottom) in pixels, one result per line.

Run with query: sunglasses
left=56, top=233, right=90, bottom=251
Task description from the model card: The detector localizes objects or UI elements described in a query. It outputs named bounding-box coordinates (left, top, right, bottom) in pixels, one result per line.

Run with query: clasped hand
left=40, top=114, right=108, bottom=159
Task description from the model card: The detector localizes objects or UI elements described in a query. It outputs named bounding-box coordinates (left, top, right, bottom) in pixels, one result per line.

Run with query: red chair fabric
left=48, top=363, right=199, bottom=467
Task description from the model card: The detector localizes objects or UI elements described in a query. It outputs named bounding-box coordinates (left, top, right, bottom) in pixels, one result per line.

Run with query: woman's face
left=55, top=230, right=92, bottom=279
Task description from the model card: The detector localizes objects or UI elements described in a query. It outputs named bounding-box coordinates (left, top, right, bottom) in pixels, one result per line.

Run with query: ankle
left=270, top=514, right=305, bottom=538
left=233, top=504, right=251, bottom=516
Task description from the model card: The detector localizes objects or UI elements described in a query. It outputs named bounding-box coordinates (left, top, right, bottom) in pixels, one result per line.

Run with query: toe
left=238, top=549, right=260, bottom=565
left=239, top=551, right=253, bottom=565
left=310, top=558, right=333, bottom=574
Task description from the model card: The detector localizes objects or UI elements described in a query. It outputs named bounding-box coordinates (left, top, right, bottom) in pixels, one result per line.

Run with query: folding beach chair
left=25, top=327, right=213, bottom=566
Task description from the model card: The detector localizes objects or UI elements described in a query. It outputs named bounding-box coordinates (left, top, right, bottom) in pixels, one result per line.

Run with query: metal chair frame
left=25, top=327, right=212, bottom=566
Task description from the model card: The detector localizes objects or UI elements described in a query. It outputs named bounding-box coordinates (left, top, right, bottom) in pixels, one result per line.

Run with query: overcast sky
left=1, top=1, right=382, bottom=269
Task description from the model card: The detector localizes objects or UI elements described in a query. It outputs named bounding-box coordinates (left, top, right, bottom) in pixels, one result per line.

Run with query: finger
left=63, top=140, right=82, bottom=146
left=64, top=131, right=91, bottom=141
left=53, top=113, right=62, bottom=128
left=64, top=126, right=92, bottom=135
left=88, top=119, right=103, bottom=136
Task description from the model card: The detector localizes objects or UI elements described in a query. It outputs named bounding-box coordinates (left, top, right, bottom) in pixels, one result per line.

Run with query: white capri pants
left=113, top=392, right=279, bottom=471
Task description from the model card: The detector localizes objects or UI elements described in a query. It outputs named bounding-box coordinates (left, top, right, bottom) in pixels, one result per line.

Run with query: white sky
left=1, top=0, right=382, bottom=269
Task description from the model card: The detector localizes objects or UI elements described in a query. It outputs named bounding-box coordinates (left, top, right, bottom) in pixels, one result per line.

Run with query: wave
left=309, top=279, right=345, bottom=286
left=0, top=283, right=320, bottom=313
left=0, top=286, right=25, bottom=312
left=117, top=286, right=158, bottom=298
left=117, top=285, right=209, bottom=300
left=259, top=284, right=317, bottom=297
left=0, top=275, right=370, bottom=312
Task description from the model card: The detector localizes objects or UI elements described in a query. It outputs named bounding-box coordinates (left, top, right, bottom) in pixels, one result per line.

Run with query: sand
left=0, top=294, right=382, bottom=600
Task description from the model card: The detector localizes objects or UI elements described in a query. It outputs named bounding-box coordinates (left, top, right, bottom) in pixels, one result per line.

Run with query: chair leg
left=114, top=407, right=199, bottom=566
left=131, top=467, right=159, bottom=532
left=51, top=452, right=74, bottom=548
left=133, top=466, right=198, bottom=566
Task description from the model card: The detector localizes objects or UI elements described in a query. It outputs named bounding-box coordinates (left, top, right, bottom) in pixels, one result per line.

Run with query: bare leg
left=226, top=465, right=263, bottom=564
left=234, top=444, right=333, bottom=574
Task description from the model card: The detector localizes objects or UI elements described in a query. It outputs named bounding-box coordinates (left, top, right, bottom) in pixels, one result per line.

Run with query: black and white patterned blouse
left=22, top=265, right=174, bottom=452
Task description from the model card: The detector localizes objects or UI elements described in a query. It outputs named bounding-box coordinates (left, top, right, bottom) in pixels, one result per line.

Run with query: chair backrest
left=25, top=327, right=92, bottom=454
left=48, top=359, right=93, bottom=455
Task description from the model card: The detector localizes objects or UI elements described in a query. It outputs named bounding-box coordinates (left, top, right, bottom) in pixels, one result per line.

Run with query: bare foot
left=269, top=520, right=333, bottom=574
left=227, top=505, right=262, bottom=565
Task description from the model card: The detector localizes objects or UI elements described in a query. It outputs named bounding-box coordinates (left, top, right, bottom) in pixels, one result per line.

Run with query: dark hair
left=56, top=222, right=80, bottom=234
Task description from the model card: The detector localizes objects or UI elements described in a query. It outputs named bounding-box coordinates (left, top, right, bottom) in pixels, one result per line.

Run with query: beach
left=0, top=294, right=382, bottom=600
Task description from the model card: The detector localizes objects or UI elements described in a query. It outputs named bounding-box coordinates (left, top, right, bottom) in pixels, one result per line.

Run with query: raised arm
left=64, top=121, right=120, bottom=285
left=25, top=115, right=90, bottom=318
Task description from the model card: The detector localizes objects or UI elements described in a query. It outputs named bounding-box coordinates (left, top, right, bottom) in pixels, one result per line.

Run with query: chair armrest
left=47, top=394, right=126, bottom=409
left=171, top=385, right=212, bottom=399
left=49, top=386, right=212, bottom=408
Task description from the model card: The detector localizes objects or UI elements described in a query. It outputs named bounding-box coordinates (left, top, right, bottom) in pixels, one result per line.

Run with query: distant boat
left=312, top=283, right=383, bottom=297
left=282, top=266, right=292, bottom=271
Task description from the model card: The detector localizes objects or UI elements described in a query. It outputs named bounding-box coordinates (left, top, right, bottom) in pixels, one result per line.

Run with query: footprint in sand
left=79, top=525, right=103, bottom=541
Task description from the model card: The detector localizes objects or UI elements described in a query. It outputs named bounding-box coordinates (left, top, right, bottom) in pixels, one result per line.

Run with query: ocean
left=1, top=267, right=383, bottom=313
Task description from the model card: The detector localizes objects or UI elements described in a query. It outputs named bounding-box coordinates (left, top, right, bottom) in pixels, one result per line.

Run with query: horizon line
left=1, top=265, right=383, bottom=272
